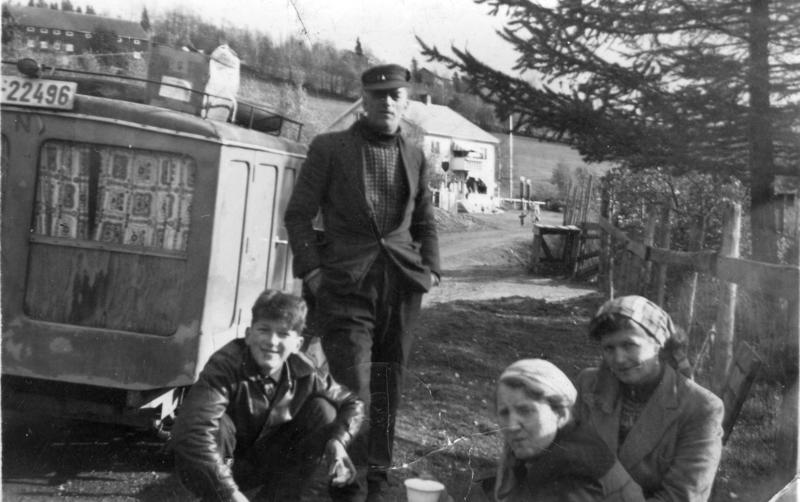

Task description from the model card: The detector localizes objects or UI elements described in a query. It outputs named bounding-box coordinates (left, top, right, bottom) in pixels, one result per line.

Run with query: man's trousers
left=318, top=254, right=423, bottom=486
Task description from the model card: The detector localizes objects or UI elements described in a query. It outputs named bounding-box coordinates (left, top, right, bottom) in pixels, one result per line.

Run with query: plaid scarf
left=589, top=295, right=674, bottom=346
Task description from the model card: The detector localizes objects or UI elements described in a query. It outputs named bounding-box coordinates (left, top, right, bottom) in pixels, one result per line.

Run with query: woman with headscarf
left=484, top=358, right=644, bottom=501
left=575, top=295, right=724, bottom=502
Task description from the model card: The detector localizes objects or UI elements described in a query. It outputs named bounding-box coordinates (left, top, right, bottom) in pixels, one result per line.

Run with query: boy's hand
left=325, top=439, right=356, bottom=487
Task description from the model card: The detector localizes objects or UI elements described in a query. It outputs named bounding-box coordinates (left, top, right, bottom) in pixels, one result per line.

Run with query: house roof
left=8, top=6, right=148, bottom=39
left=418, top=67, right=450, bottom=83
left=403, top=100, right=499, bottom=144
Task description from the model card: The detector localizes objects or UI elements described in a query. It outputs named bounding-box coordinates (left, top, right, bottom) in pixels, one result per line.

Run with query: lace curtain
left=33, top=141, right=196, bottom=251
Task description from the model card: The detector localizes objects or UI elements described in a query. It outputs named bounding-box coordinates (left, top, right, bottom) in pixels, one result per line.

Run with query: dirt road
left=426, top=210, right=596, bottom=306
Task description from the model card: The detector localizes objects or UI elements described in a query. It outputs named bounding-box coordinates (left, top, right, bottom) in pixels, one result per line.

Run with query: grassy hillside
left=239, top=74, right=357, bottom=144
left=493, top=133, right=615, bottom=196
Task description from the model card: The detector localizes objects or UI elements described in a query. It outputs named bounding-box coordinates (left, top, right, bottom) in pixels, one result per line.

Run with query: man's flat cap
left=361, top=64, right=411, bottom=90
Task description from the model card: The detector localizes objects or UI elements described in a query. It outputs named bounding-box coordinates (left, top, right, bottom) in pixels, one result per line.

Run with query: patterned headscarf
left=588, top=295, right=675, bottom=347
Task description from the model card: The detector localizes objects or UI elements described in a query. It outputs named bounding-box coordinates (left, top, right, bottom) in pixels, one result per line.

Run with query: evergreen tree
left=85, top=5, right=95, bottom=14
left=28, top=0, right=34, bottom=7
left=2, top=4, right=14, bottom=43
left=61, top=0, right=74, bottom=11
left=410, top=57, right=421, bottom=83
left=420, top=0, right=800, bottom=262
left=140, top=7, right=150, bottom=32
left=75, top=5, right=81, bottom=13
left=355, top=37, right=363, bottom=57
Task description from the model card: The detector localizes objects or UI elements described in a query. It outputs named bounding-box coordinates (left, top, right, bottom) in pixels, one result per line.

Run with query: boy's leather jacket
left=170, top=339, right=364, bottom=496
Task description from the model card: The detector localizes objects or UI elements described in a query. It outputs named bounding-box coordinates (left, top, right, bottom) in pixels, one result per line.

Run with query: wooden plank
left=716, top=256, right=800, bottom=300
left=649, top=248, right=717, bottom=272
left=531, top=233, right=542, bottom=272
left=722, top=342, right=762, bottom=443
left=575, top=263, right=600, bottom=280
left=24, top=243, right=186, bottom=335
left=598, top=216, right=718, bottom=273
left=773, top=174, right=800, bottom=195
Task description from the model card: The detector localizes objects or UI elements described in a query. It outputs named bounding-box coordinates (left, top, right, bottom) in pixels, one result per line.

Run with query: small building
left=327, top=95, right=500, bottom=212
left=5, top=6, right=149, bottom=56
left=417, top=67, right=450, bottom=89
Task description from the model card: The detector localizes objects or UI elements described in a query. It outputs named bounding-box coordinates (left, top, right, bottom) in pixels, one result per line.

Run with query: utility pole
left=508, top=115, right=513, bottom=199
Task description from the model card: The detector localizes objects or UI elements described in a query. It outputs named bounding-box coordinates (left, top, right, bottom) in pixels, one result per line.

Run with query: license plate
left=1, top=75, right=77, bottom=110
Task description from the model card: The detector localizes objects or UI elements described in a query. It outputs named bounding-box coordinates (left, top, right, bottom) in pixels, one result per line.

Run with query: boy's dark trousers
left=174, top=397, right=338, bottom=502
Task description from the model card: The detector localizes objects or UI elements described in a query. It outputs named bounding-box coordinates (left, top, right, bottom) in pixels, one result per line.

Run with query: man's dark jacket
left=170, top=339, right=364, bottom=496
left=284, top=121, right=440, bottom=291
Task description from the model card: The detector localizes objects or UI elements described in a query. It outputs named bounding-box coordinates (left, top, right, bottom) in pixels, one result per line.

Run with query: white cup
left=404, top=478, right=445, bottom=502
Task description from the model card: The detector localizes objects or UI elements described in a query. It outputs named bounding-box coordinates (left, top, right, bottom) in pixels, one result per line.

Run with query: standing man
left=285, top=63, right=440, bottom=500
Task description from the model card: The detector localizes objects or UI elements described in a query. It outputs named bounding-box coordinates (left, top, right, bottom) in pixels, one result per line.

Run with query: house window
left=133, top=39, right=141, bottom=46
left=117, top=37, right=122, bottom=43
left=66, top=31, right=73, bottom=36
left=40, top=28, right=48, bottom=34
left=65, top=43, right=74, bottom=52
left=85, top=33, right=92, bottom=39
left=39, top=40, right=48, bottom=49
left=33, top=140, right=197, bottom=252
left=26, top=39, right=35, bottom=48
left=53, top=29, right=61, bottom=35
left=26, top=26, right=35, bottom=32
left=53, top=41, right=61, bottom=50
left=431, top=141, right=440, bottom=154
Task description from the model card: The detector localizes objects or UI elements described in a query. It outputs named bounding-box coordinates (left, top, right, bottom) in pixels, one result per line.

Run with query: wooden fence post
left=641, top=203, right=659, bottom=297
left=599, top=182, right=614, bottom=298
left=776, top=218, right=800, bottom=477
left=712, top=203, right=741, bottom=394
left=579, top=176, right=595, bottom=224
left=655, top=202, right=672, bottom=305
left=682, top=216, right=708, bottom=332
left=563, top=179, right=574, bottom=225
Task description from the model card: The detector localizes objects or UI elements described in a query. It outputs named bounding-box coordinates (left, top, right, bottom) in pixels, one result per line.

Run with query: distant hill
left=492, top=133, right=615, bottom=195
left=239, top=74, right=357, bottom=144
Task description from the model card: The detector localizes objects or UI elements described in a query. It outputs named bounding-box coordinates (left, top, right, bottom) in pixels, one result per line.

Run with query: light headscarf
left=495, top=359, right=576, bottom=501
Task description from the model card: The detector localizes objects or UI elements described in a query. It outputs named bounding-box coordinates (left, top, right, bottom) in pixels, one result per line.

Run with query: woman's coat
left=575, top=365, right=724, bottom=502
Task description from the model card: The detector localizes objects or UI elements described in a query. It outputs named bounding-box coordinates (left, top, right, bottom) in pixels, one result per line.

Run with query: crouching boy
left=171, top=290, right=364, bottom=501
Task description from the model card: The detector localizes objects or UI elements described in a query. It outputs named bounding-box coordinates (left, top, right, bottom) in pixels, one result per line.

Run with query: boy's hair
left=251, top=290, right=307, bottom=333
